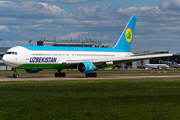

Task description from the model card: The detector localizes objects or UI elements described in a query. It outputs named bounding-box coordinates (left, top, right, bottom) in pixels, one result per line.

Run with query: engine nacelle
left=77, top=61, right=95, bottom=74
left=25, top=69, right=41, bottom=73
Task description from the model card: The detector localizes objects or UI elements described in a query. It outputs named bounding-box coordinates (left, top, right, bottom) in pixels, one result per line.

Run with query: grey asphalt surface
left=0, top=74, right=180, bottom=82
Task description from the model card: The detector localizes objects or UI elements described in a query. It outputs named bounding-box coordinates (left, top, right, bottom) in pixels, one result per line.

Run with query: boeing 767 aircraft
left=2, top=16, right=173, bottom=78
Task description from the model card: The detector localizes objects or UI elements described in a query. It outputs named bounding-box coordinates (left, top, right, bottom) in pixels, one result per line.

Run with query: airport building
left=0, top=47, right=11, bottom=70
left=37, top=39, right=105, bottom=47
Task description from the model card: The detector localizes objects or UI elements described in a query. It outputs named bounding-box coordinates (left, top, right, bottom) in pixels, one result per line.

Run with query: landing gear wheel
left=54, top=69, right=66, bottom=77
left=86, top=73, right=90, bottom=77
left=58, top=73, right=62, bottom=77
left=13, top=74, right=19, bottom=78
left=55, top=72, right=59, bottom=77
left=86, top=72, right=97, bottom=77
left=93, top=72, right=97, bottom=77
left=61, top=72, right=66, bottom=77
left=90, top=73, right=93, bottom=77
left=54, top=69, right=66, bottom=78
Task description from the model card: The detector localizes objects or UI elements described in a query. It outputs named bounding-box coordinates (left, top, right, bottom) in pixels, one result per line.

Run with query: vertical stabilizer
left=141, top=61, right=146, bottom=66
left=113, top=16, right=137, bottom=52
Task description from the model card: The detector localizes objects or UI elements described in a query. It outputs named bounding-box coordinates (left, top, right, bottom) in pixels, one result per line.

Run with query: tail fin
left=113, top=16, right=137, bottom=52
left=172, top=61, right=176, bottom=65
left=141, top=61, right=145, bottom=66
left=172, top=61, right=179, bottom=66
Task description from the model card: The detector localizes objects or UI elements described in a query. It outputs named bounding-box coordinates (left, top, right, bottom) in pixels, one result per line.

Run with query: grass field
left=0, top=78, right=180, bottom=119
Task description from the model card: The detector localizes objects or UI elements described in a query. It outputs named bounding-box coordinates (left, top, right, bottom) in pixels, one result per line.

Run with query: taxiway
left=0, top=74, right=180, bottom=82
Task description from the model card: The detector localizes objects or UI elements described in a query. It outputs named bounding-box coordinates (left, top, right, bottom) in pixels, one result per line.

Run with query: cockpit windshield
left=5, top=52, right=17, bottom=55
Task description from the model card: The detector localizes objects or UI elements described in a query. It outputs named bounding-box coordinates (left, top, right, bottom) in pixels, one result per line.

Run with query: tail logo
left=125, top=28, right=132, bottom=43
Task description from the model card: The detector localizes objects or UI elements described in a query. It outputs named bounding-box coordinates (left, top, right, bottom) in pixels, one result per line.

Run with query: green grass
left=0, top=78, right=180, bottom=119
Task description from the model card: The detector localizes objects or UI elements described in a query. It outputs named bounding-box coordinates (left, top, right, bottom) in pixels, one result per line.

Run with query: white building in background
left=0, top=47, right=12, bottom=70
left=0, top=58, right=11, bottom=70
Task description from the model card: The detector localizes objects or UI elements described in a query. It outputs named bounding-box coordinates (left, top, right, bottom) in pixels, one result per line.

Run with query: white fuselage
left=2, top=46, right=133, bottom=68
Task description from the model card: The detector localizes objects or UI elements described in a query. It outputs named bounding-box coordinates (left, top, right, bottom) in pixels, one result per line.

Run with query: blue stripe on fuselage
left=22, top=46, right=126, bottom=52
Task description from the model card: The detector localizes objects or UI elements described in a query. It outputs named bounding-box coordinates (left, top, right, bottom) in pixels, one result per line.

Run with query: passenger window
left=15, top=52, right=17, bottom=55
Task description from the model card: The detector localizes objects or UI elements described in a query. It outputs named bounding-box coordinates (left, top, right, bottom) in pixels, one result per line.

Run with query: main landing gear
left=54, top=69, right=66, bottom=77
left=86, top=72, right=97, bottom=77
left=13, top=69, right=19, bottom=78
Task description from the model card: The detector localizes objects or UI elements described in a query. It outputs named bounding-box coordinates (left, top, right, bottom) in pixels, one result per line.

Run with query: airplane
left=141, top=61, right=170, bottom=70
left=171, top=61, right=180, bottom=68
left=2, top=16, right=173, bottom=78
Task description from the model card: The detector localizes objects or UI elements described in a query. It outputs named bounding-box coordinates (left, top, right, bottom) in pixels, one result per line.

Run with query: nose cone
left=2, top=55, right=10, bottom=65
left=2, top=54, right=18, bottom=68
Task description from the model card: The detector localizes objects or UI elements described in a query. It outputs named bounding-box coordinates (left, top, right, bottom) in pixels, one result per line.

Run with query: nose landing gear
left=13, top=69, right=19, bottom=78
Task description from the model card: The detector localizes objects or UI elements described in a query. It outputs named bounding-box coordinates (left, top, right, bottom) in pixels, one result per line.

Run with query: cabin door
left=25, top=51, right=30, bottom=60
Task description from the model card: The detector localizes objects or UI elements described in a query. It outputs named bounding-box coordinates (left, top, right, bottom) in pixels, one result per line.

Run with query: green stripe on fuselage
left=17, top=64, right=76, bottom=69
left=17, top=64, right=117, bottom=70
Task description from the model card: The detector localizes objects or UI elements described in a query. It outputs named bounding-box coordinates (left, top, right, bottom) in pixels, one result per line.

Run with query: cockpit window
left=5, top=52, right=17, bottom=55
left=5, top=52, right=11, bottom=54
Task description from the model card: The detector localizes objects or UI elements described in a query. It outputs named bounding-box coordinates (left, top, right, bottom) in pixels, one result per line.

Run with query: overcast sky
left=0, top=0, right=180, bottom=53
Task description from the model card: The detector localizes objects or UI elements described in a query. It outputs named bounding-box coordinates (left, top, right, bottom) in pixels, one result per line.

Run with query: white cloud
left=158, top=0, right=180, bottom=9
left=2, top=0, right=101, bottom=4
left=57, top=32, right=88, bottom=40
left=71, top=3, right=116, bottom=20
left=103, top=35, right=108, bottom=39
left=38, top=2, right=68, bottom=15
left=0, top=1, right=70, bottom=20
left=1, top=1, right=180, bottom=52
left=0, top=25, right=9, bottom=31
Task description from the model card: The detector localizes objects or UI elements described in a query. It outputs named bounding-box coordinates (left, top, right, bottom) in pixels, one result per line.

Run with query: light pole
left=29, top=39, right=32, bottom=46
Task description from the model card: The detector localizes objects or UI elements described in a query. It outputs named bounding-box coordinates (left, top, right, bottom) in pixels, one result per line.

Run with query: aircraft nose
left=2, top=55, right=9, bottom=64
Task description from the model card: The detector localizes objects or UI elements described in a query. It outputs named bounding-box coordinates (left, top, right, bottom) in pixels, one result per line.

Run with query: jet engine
left=77, top=61, right=96, bottom=74
left=25, top=69, right=41, bottom=73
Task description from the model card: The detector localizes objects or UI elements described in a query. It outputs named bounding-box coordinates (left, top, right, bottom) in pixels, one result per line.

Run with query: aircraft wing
left=64, top=53, right=174, bottom=65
